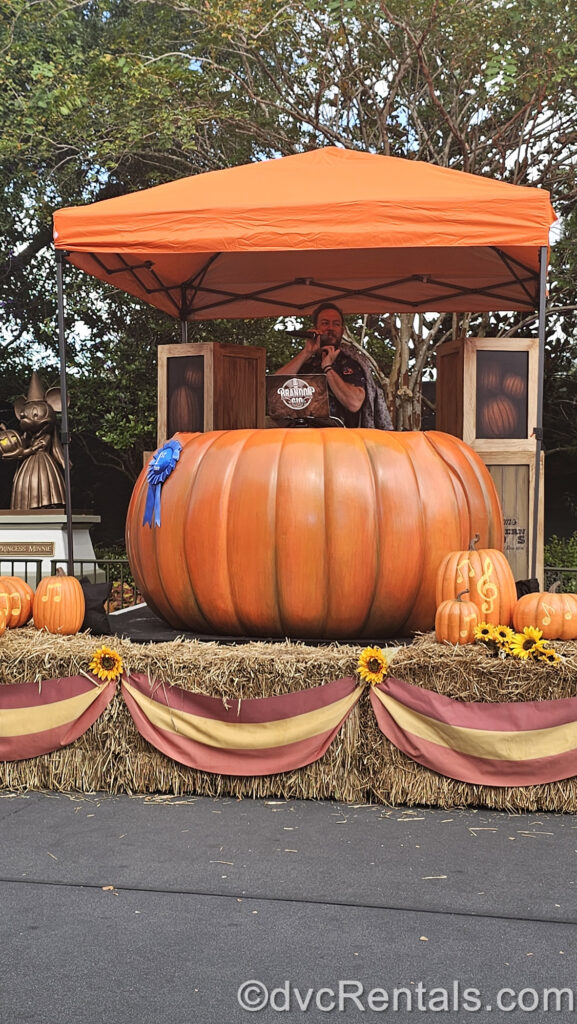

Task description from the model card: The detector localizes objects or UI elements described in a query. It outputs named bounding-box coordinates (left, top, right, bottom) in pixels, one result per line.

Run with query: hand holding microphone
left=281, top=327, right=338, bottom=364
left=302, top=328, right=322, bottom=355
left=282, top=328, right=321, bottom=354
left=320, top=333, right=338, bottom=371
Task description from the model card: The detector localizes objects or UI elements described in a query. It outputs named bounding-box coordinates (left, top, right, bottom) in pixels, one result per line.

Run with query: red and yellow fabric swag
left=371, top=676, right=577, bottom=786
left=3, top=671, right=577, bottom=787
left=0, top=675, right=116, bottom=762
left=121, top=673, right=361, bottom=775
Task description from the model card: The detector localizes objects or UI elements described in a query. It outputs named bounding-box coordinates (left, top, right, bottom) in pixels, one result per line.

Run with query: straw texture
left=2, top=628, right=577, bottom=809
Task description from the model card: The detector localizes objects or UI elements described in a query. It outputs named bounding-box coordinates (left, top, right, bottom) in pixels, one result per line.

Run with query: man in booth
left=275, top=302, right=366, bottom=427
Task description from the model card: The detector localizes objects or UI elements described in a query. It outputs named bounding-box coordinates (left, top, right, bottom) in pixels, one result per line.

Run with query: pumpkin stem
left=550, top=580, right=562, bottom=593
left=469, top=534, right=480, bottom=551
left=456, top=589, right=470, bottom=602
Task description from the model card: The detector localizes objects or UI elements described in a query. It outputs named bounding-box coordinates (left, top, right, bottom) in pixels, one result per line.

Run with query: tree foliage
left=1, top=0, right=577, bottom=511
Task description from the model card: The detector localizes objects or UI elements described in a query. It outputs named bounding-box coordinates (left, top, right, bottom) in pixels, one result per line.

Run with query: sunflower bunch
left=473, top=623, right=561, bottom=663
left=509, top=626, right=562, bottom=664
left=473, top=622, right=514, bottom=658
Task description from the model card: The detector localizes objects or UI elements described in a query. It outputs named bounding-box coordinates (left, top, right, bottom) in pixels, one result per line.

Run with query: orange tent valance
left=53, top=147, right=557, bottom=319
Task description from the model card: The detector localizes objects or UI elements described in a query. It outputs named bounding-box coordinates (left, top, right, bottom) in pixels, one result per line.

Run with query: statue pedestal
left=0, top=510, right=102, bottom=583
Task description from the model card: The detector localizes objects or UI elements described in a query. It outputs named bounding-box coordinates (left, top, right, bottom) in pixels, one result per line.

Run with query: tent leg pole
left=56, top=251, right=75, bottom=577
left=180, top=320, right=188, bottom=343
left=530, top=245, right=548, bottom=583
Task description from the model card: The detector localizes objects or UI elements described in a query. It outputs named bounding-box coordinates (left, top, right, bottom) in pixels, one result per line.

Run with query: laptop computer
left=266, top=374, right=331, bottom=421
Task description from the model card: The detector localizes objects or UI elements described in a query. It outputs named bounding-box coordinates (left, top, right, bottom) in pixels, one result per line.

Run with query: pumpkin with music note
left=513, top=590, right=577, bottom=641
left=33, top=575, right=85, bottom=635
left=0, top=575, right=34, bottom=627
left=436, top=535, right=517, bottom=626
left=435, top=589, right=480, bottom=645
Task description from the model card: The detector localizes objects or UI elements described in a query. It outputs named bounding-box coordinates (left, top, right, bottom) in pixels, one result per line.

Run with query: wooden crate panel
left=487, top=463, right=529, bottom=582
left=157, top=342, right=266, bottom=445
left=435, top=339, right=464, bottom=437
left=480, top=451, right=544, bottom=585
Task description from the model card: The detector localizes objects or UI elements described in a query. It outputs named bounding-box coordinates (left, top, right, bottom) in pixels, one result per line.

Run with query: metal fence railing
left=0, top=559, right=44, bottom=587
left=544, top=566, right=577, bottom=593
left=49, top=559, right=142, bottom=612
left=0, top=558, right=141, bottom=612
left=4, top=558, right=577, bottom=613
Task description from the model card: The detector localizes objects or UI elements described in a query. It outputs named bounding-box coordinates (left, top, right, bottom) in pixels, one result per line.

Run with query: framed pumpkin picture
left=475, top=348, right=529, bottom=442
left=157, top=342, right=266, bottom=447
left=436, top=337, right=538, bottom=451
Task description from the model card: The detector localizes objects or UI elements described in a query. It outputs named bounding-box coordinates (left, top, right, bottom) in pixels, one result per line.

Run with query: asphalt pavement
left=1, top=792, right=576, bottom=1022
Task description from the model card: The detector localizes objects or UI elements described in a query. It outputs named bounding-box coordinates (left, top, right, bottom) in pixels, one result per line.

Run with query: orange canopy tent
left=53, top=147, right=556, bottom=320
left=52, top=147, right=556, bottom=577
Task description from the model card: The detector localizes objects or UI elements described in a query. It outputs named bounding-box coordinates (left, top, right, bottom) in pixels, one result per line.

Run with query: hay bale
left=359, top=633, right=577, bottom=812
left=2, top=628, right=577, bottom=809
left=385, top=632, right=577, bottom=702
left=0, top=628, right=365, bottom=799
left=0, top=627, right=362, bottom=694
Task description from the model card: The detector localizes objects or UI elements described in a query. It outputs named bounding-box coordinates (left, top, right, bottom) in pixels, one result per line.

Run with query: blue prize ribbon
left=143, top=439, right=182, bottom=527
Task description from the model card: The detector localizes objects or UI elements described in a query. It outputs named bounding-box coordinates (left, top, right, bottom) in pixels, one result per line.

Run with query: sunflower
left=538, top=647, right=562, bottom=665
left=357, top=646, right=389, bottom=685
left=492, top=625, right=515, bottom=647
left=474, top=622, right=493, bottom=642
left=89, top=646, right=124, bottom=681
left=508, top=626, right=543, bottom=660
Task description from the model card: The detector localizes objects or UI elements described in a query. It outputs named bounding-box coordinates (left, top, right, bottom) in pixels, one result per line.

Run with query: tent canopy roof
left=53, top=147, right=557, bottom=319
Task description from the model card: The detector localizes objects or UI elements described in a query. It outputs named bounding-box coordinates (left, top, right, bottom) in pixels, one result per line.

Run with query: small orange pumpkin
left=479, top=394, right=518, bottom=437
left=33, top=575, right=85, bottom=635
left=436, top=535, right=517, bottom=626
left=169, top=365, right=204, bottom=434
left=0, top=610, right=6, bottom=637
left=435, top=589, right=480, bottom=645
left=477, top=363, right=501, bottom=394
left=0, top=575, right=34, bottom=628
left=513, top=591, right=577, bottom=640
left=502, top=373, right=525, bottom=399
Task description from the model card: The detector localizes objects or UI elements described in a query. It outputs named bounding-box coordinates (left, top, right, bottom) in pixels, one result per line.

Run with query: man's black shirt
left=300, top=351, right=366, bottom=427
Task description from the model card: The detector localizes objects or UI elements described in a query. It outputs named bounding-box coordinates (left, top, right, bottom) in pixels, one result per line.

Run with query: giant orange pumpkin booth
left=126, top=427, right=503, bottom=639
left=53, top=148, right=556, bottom=639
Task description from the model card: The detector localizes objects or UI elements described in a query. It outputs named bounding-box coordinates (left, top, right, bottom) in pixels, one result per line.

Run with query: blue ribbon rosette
left=143, top=439, right=182, bottom=527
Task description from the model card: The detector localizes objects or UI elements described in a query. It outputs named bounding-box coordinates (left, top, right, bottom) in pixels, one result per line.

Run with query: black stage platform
left=108, top=603, right=409, bottom=647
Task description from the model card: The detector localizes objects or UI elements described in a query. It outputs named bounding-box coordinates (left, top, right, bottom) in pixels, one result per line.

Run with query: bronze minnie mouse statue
left=0, top=372, right=66, bottom=510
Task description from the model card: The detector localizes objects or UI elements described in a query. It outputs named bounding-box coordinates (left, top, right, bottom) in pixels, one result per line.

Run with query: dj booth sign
left=266, top=374, right=331, bottom=420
